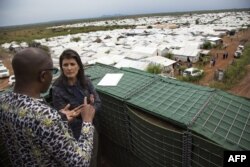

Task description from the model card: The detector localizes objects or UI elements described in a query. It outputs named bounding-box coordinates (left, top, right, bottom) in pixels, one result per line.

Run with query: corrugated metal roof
left=85, top=64, right=250, bottom=150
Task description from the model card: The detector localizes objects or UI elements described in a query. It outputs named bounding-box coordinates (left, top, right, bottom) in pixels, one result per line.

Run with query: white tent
left=88, top=54, right=125, bottom=65
left=115, top=59, right=149, bottom=71
left=171, top=44, right=201, bottom=62
left=124, top=53, right=148, bottom=60
left=205, top=37, right=223, bottom=46
left=142, top=56, right=176, bottom=68
left=131, top=46, right=158, bottom=57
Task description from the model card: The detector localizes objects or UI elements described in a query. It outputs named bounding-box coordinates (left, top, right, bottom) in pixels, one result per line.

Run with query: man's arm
left=37, top=108, right=94, bottom=166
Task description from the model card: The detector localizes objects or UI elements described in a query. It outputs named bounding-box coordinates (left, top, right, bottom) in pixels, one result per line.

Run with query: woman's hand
left=81, top=97, right=95, bottom=123
left=60, top=104, right=83, bottom=122
left=90, top=94, right=94, bottom=105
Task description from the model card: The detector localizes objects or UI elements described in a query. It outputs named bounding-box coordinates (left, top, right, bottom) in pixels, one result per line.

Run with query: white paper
left=97, top=73, right=124, bottom=86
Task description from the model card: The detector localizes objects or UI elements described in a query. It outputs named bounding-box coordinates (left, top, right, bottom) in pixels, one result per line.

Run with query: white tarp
left=142, top=56, right=176, bottom=67
left=131, top=46, right=157, bottom=57
left=88, top=54, right=125, bottom=65
left=114, top=59, right=149, bottom=71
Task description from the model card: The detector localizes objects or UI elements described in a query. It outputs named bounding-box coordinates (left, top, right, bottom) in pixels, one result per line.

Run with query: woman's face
left=62, top=58, right=80, bottom=79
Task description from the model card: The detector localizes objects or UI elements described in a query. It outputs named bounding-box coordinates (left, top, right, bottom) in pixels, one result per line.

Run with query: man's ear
left=39, top=71, right=47, bottom=82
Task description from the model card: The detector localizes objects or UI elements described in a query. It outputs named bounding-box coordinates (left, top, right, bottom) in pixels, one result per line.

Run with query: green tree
left=195, top=19, right=199, bottom=25
left=70, top=37, right=81, bottom=42
left=147, top=25, right=153, bottom=29
left=203, top=41, right=212, bottom=49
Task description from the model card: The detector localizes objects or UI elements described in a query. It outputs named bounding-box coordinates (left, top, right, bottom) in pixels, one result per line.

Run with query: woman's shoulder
left=52, top=77, right=64, bottom=87
left=85, top=75, right=91, bottom=81
left=52, top=78, right=66, bottom=93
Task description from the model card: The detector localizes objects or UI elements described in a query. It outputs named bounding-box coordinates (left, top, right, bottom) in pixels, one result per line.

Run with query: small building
left=171, top=44, right=201, bottom=63
left=157, top=44, right=169, bottom=57
left=205, top=37, right=223, bottom=46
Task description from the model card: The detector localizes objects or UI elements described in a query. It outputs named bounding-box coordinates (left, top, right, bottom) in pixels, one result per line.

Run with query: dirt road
left=200, top=29, right=250, bottom=85
left=198, top=29, right=250, bottom=98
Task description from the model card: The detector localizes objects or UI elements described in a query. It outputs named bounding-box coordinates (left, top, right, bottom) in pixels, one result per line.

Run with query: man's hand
left=60, top=104, right=83, bottom=122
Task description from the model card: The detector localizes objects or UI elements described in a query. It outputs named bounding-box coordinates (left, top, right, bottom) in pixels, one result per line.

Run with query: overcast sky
left=0, top=0, right=249, bottom=27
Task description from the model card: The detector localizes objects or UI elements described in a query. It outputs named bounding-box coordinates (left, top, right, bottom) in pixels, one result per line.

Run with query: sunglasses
left=42, top=67, right=59, bottom=75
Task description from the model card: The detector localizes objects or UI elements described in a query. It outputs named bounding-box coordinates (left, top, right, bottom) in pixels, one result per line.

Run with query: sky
left=0, top=0, right=249, bottom=27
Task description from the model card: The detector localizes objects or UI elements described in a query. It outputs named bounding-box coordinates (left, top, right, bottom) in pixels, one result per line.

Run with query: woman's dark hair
left=59, top=49, right=87, bottom=88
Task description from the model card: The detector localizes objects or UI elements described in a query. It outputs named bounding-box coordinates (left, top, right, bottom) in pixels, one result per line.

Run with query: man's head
left=12, top=47, right=53, bottom=94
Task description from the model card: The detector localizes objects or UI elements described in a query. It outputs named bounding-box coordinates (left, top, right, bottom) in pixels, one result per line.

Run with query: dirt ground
left=228, top=64, right=250, bottom=98
left=1, top=29, right=250, bottom=98
left=198, top=29, right=250, bottom=98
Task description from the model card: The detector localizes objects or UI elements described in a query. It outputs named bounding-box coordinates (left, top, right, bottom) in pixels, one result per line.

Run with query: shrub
left=147, top=25, right=153, bottom=29
left=195, top=19, right=199, bottom=25
left=28, top=41, right=41, bottom=47
left=146, top=63, right=162, bottom=74
left=70, top=37, right=81, bottom=42
left=202, top=41, right=212, bottom=49
left=39, top=45, right=50, bottom=53
left=164, top=52, right=173, bottom=59
left=178, top=72, right=204, bottom=83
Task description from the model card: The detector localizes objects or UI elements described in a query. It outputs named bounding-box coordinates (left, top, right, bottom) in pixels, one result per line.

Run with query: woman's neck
left=67, top=77, right=77, bottom=85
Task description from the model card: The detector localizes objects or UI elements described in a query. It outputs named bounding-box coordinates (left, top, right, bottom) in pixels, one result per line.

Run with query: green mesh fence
left=191, top=134, right=224, bottom=167
left=85, top=63, right=120, bottom=80
left=98, top=92, right=130, bottom=148
left=191, top=91, right=250, bottom=150
left=101, top=135, right=150, bottom=167
left=127, top=77, right=214, bottom=127
left=85, top=64, right=249, bottom=166
left=127, top=106, right=183, bottom=167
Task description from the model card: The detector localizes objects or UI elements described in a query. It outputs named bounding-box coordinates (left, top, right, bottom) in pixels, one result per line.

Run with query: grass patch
left=146, top=63, right=163, bottom=74
left=0, top=25, right=135, bottom=44
left=177, top=73, right=205, bottom=84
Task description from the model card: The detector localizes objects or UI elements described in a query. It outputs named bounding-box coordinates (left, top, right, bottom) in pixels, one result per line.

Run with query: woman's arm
left=87, top=79, right=101, bottom=112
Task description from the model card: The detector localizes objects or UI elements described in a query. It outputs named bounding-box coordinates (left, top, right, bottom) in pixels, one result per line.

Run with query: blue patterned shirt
left=0, top=92, right=94, bottom=167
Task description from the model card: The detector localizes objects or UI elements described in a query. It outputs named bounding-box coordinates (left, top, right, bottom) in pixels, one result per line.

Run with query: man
left=0, top=48, right=95, bottom=166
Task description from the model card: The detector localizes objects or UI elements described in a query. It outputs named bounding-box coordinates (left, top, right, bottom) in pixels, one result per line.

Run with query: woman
left=52, top=49, right=101, bottom=167
left=52, top=49, right=101, bottom=140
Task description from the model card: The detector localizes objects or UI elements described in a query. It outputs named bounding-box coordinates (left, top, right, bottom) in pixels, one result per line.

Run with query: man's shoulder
left=0, top=92, right=14, bottom=103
